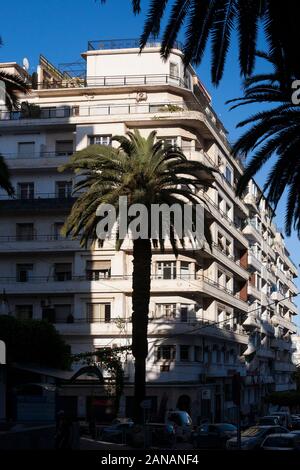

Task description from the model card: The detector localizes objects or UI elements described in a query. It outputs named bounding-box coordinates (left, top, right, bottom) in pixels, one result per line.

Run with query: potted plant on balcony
left=20, top=101, right=41, bottom=119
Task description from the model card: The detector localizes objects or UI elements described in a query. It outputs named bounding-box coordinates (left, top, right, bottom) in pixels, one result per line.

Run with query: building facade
left=0, top=39, right=298, bottom=423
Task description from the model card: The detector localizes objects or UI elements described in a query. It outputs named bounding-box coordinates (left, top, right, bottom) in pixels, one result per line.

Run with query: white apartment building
left=0, top=39, right=298, bottom=423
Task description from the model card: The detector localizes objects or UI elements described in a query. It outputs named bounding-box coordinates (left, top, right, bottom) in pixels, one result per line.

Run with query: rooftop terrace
left=87, top=38, right=184, bottom=52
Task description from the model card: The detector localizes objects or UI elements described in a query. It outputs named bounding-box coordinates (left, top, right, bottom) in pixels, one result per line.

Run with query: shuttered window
left=86, top=303, right=111, bottom=323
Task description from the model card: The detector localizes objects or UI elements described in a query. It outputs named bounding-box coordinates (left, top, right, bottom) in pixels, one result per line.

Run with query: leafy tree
left=101, top=0, right=300, bottom=84
left=59, top=130, right=215, bottom=421
left=227, top=51, right=300, bottom=236
left=0, top=315, right=71, bottom=370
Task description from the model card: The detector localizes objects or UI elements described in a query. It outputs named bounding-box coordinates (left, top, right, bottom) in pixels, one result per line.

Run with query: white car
left=261, top=433, right=300, bottom=451
left=226, top=425, right=289, bottom=450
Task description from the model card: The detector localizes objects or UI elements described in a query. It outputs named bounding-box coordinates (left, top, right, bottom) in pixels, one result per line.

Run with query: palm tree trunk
left=132, top=238, right=152, bottom=423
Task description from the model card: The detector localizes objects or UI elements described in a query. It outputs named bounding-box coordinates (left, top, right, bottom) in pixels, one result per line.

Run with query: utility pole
left=232, top=373, right=241, bottom=449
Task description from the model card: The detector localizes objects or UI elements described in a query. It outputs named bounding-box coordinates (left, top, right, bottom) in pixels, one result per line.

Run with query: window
left=156, top=345, right=175, bottom=361
left=194, top=346, right=203, bottom=362
left=159, top=137, right=178, bottom=148
left=55, top=181, right=72, bottom=199
left=184, top=70, right=192, bottom=89
left=54, top=263, right=72, bottom=281
left=180, top=304, right=189, bottom=322
left=18, top=142, right=35, bottom=157
left=16, top=264, right=33, bottom=282
left=155, top=303, right=176, bottom=319
left=89, top=135, right=111, bottom=146
left=15, top=305, right=33, bottom=320
left=217, top=233, right=225, bottom=250
left=226, top=275, right=232, bottom=291
left=169, top=62, right=179, bottom=78
left=225, top=239, right=232, bottom=256
left=218, top=195, right=223, bottom=212
left=53, top=222, right=64, bottom=240
left=180, top=345, right=190, bottom=361
left=180, top=261, right=190, bottom=279
left=17, top=182, right=34, bottom=199
left=225, top=166, right=233, bottom=185
left=156, top=261, right=176, bottom=279
left=86, top=260, right=111, bottom=280
left=55, top=140, right=73, bottom=156
left=54, top=304, right=72, bottom=323
left=16, top=223, right=35, bottom=241
left=225, top=203, right=232, bottom=219
left=86, top=303, right=111, bottom=323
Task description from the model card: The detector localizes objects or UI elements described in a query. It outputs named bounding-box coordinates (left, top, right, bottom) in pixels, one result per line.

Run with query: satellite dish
left=23, top=57, right=30, bottom=71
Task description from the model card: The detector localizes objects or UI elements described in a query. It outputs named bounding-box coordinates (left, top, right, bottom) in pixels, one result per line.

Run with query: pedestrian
left=55, top=411, right=73, bottom=449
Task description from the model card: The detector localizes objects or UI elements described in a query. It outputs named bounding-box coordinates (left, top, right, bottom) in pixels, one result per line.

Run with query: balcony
left=271, top=338, right=293, bottom=351
left=273, top=362, right=296, bottom=373
left=248, top=252, right=262, bottom=271
left=0, top=273, right=248, bottom=310
left=202, top=241, right=249, bottom=280
left=0, top=193, right=76, bottom=214
left=54, top=316, right=248, bottom=343
left=87, top=38, right=184, bottom=51
left=248, top=283, right=261, bottom=300
left=256, top=347, right=275, bottom=359
left=271, top=315, right=297, bottom=333
left=243, top=315, right=259, bottom=331
left=200, top=191, right=248, bottom=247
left=3, top=151, right=72, bottom=170
left=37, top=73, right=191, bottom=91
left=242, top=220, right=262, bottom=243
left=243, top=193, right=259, bottom=211
left=0, top=234, right=81, bottom=253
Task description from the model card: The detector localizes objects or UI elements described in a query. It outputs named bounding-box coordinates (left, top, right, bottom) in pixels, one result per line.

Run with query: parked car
left=291, top=416, right=300, bottom=430
left=270, top=412, right=292, bottom=429
left=99, top=418, right=134, bottom=443
left=192, top=423, right=237, bottom=449
left=261, top=433, right=300, bottom=451
left=226, top=425, right=289, bottom=450
left=165, top=411, right=193, bottom=442
left=257, top=416, right=280, bottom=426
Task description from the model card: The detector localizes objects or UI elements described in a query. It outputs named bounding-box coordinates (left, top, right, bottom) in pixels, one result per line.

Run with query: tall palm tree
left=101, top=0, right=300, bottom=84
left=227, top=51, right=300, bottom=236
left=59, top=130, right=215, bottom=422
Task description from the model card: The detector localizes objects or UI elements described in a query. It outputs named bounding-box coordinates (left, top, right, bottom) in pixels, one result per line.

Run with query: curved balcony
left=243, top=315, right=259, bottom=331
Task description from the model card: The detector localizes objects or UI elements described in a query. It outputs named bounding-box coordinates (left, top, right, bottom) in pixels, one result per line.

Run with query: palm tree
left=227, top=51, right=300, bottom=236
left=0, top=70, right=30, bottom=111
left=0, top=50, right=30, bottom=195
left=101, top=0, right=300, bottom=84
left=59, top=130, right=215, bottom=422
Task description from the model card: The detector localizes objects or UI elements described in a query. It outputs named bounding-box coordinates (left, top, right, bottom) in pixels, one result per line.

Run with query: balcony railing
left=2, top=151, right=73, bottom=160
left=0, top=101, right=192, bottom=121
left=0, top=193, right=74, bottom=201
left=37, top=73, right=190, bottom=90
left=0, top=272, right=245, bottom=298
left=0, top=234, right=74, bottom=242
left=87, top=38, right=184, bottom=51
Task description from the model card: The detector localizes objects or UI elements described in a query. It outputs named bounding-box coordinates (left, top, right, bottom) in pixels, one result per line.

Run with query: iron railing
left=87, top=38, right=184, bottom=51
left=37, top=73, right=190, bottom=90
left=0, top=101, right=191, bottom=121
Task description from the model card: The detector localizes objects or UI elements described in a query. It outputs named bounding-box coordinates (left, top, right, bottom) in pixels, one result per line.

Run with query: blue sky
left=1, top=0, right=299, bottom=323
